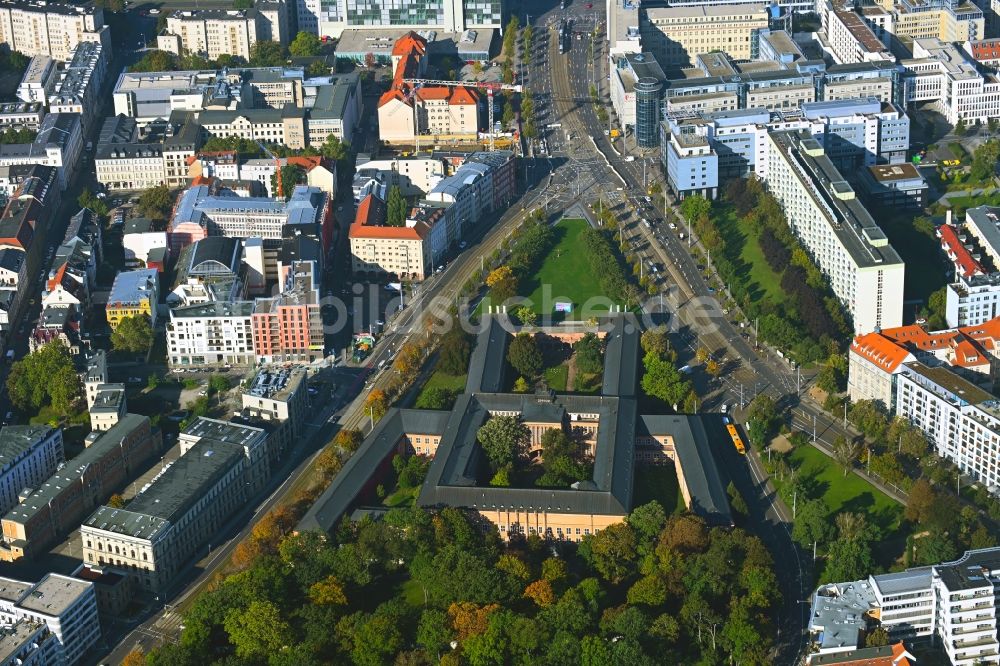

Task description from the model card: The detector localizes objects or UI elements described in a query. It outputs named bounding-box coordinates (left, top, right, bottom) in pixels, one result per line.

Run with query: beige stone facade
left=0, top=2, right=106, bottom=61
left=161, top=9, right=261, bottom=61
left=643, top=4, right=769, bottom=70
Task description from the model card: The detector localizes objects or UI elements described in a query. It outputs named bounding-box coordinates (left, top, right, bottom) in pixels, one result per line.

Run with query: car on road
left=668, top=222, right=677, bottom=230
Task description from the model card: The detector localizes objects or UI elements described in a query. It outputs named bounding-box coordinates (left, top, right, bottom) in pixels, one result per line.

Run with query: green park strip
left=714, top=203, right=787, bottom=307
left=518, top=218, right=608, bottom=319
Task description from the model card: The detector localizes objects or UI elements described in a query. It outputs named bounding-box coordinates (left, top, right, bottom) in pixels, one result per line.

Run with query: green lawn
left=384, top=485, right=421, bottom=508
left=713, top=203, right=787, bottom=306
left=787, top=445, right=903, bottom=533
left=634, top=465, right=684, bottom=516
left=518, top=218, right=607, bottom=320
left=572, top=371, right=602, bottom=394
left=414, top=368, right=467, bottom=409
left=543, top=364, right=569, bottom=391
left=739, top=230, right=788, bottom=306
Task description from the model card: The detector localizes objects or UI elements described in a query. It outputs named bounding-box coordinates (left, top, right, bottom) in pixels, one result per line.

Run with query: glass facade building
left=635, top=77, right=661, bottom=148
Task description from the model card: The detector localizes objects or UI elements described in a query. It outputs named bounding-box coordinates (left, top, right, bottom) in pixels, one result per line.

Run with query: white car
left=668, top=222, right=677, bottom=230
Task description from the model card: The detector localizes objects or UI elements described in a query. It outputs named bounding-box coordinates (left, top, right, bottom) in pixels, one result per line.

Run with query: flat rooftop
left=936, top=546, right=1000, bottom=591
left=0, top=621, right=47, bottom=662
left=17, top=573, right=91, bottom=617
left=867, top=163, right=924, bottom=183
left=770, top=130, right=903, bottom=271
left=902, top=361, right=994, bottom=405
left=335, top=28, right=495, bottom=58
left=0, top=426, right=56, bottom=470
left=834, top=10, right=889, bottom=54
left=809, top=580, right=877, bottom=651
left=244, top=366, right=305, bottom=401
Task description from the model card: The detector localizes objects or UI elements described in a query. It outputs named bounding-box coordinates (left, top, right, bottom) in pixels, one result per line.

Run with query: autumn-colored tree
left=230, top=539, right=262, bottom=570
left=486, top=266, right=518, bottom=303
left=394, top=342, right=423, bottom=375
left=705, top=360, right=720, bottom=376
left=309, top=575, right=348, bottom=606
left=496, top=553, right=531, bottom=581
left=108, top=493, right=126, bottom=509
left=448, top=602, right=499, bottom=640
left=316, top=447, right=343, bottom=479
left=695, top=348, right=709, bottom=363
left=335, top=428, right=363, bottom=453
left=122, top=648, right=145, bottom=666
left=524, top=579, right=555, bottom=607
left=364, top=390, right=388, bottom=422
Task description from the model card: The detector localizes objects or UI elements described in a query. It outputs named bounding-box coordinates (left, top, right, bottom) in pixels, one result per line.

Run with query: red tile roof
left=350, top=193, right=428, bottom=240
left=851, top=331, right=914, bottom=372
left=46, top=261, right=68, bottom=292
left=938, top=223, right=985, bottom=278
left=392, top=31, right=427, bottom=57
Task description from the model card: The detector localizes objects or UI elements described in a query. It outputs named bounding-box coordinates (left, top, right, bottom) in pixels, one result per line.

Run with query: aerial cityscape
left=0, top=0, right=999, bottom=664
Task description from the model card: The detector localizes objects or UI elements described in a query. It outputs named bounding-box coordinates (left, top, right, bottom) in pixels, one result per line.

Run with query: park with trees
left=144, top=501, right=781, bottom=666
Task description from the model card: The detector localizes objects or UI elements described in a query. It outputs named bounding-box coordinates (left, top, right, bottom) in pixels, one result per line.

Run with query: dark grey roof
left=189, top=236, right=240, bottom=274
left=98, top=114, right=137, bottom=145
left=397, top=409, right=450, bottom=433
left=0, top=248, right=24, bottom=274
left=601, top=313, right=641, bottom=398
left=465, top=315, right=510, bottom=393
left=279, top=234, right=321, bottom=266
left=639, top=415, right=732, bottom=525
left=298, top=412, right=408, bottom=533
left=935, top=547, right=1000, bottom=592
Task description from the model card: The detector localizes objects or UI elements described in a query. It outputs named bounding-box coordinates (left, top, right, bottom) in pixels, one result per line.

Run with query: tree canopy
left=290, top=31, right=323, bottom=57
left=111, top=314, right=154, bottom=354
left=135, top=184, right=175, bottom=221
left=507, top=333, right=542, bottom=379
left=250, top=40, right=288, bottom=67
left=477, top=415, right=530, bottom=471
left=386, top=185, right=407, bottom=227
left=6, top=342, right=81, bottom=416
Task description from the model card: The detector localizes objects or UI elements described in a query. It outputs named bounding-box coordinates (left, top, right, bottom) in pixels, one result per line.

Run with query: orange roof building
left=810, top=642, right=914, bottom=666
left=349, top=194, right=432, bottom=281
left=849, top=316, right=1000, bottom=407
left=377, top=32, right=481, bottom=144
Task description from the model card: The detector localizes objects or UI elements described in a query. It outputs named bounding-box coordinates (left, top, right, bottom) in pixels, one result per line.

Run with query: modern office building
left=0, top=573, right=100, bottom=665
left=810, top=547, right=1000, bottom=666
left=902, top=38, right=1000, bottom=126
left=823, top=6, right=895, bottom=64
left=0, top=414, right=160, bottom=562
left=106, top=269, right=159, bottom=330
left=299, top=314, right=733, bottom=539
left=642, top=4, right=770, bottom=71
left=858, top=163, right=929, bottom=209
left=293, top=0, right=502, bottom=40
left=168, top=182, right=331, bottom=252
left=0, top=427, right=62, bottom=519
left=80, top=418, right=267, bottom=594
left=0, top=0, right=107, bottom=61
left=0, top=620, right=59, bottom=665
left=763, top=131, right=904, bottom=333
left=239, top=366, right=308, bottom=462
left=609, top=53, right=666, bottom=147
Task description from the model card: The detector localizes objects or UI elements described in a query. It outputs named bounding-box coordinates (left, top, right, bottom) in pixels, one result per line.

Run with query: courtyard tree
left=7, top=341, right=81, bottom=416
left=486, top=266, right=518, bottom=303
left=289, top=31, right=322, bottom=57
left=476, top=415, right=530, bottom=471
left=573, top=333, right=603, bottom=375
left=249, top=40, right=287, bottom=67
left=136, top=184, right=174, bottom=221
left=507, top=332, right=542, bottom=378
left=386, top=185, right=407, bottom=227
left=111, top=314, right=154, bottom=353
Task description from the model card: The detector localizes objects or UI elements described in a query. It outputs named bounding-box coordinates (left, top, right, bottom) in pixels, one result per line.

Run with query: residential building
left=0, top=103, right=43, bottom=132
left=940, top=208, right=1000, bottom=328
left=189, top=153, right=337, bottom=198
left=352, top=157, right=446, bottom=198
left=112, top=70, right=237, bottom=126
left=0, top=621, right=59, bottom=665
left=825, top=8, right=895, bottom=64
left=15, top=55, right=57, bottom=104
left=167, top=237, right=244, bottom=306
left=0, top=426, right=62, bottom=518
left=106, top=269, right=159, bottom=330
left=257, top=0, right=289, bottom=44
left=0, top=0, right=107, bottom=61
left=965, top=38, right=1000, bottom=69
left=89, top=384, right=126, bottom=432
left=239, top=366, right=307, bottom=461
left=859, top=163, right=929, bottom=209
left=47, top=42, right=108, bottom=135
left=299, top=314, right=734, bottom=540
left=82, top=351, right=107, bottom=410
left=166, top=301, right=256, bottom=367
left=162, top=118, right=201, bottom=188
left=848, top=317, right=1000, bottom=407
left=251, top=260, right=323, bottom=363
left=159, top=9, right=262, bottom=61
left=0, top=113, right=83, bottom=190
left=80, top=418, right=267, bottom=593
left=809, top=548, right=1000, bottom=666
left=642, top=5, right=770, bottom=71
left=762, top=130, right=904, bottom=334
left=0, top=414, right=160, bottom=561
left=350, top=193, right=431, bottom=281
left=95, top=143, right=166, bottom=192
left=0, top=573, right=100, bottom=665
left=610, top=53, right=666, bottom=147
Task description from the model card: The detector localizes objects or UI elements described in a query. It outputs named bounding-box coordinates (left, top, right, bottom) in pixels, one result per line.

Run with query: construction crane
left=402, top=78, right=523, bottom=152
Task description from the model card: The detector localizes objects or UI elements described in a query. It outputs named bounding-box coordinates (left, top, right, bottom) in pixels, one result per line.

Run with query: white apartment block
left=811, top=548, right=1000, bottom=665
left=159, top=9, right=262, bottom=62
left=166, top=301, right=256, bottom=367
left=0, top=621, right=59, bottom=665
left=0, top=0, right=107, bottom=61
left=764, top=130, right=904, bottom=333
left=353, top=157, right=446, bottom=197
left=256, top=0, right=290, bottom=45
left=80, top=419, right=268, bottom=593
left=642, top=4, right=769, bottom=70
left=824, top=6, right=895, bottom=64
left=0, top=573, right=100, bottom=665
left=940, top=207, right=1000, bottom=328
left=15, top=55, right=57, bottom=104
left=47, top=42, right=107, bottom=135
left=903, top=38, right=1000, bottom=125
left=0, top=112, right=83, bottom=191
left=0, top=426, right=62, bottom=518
